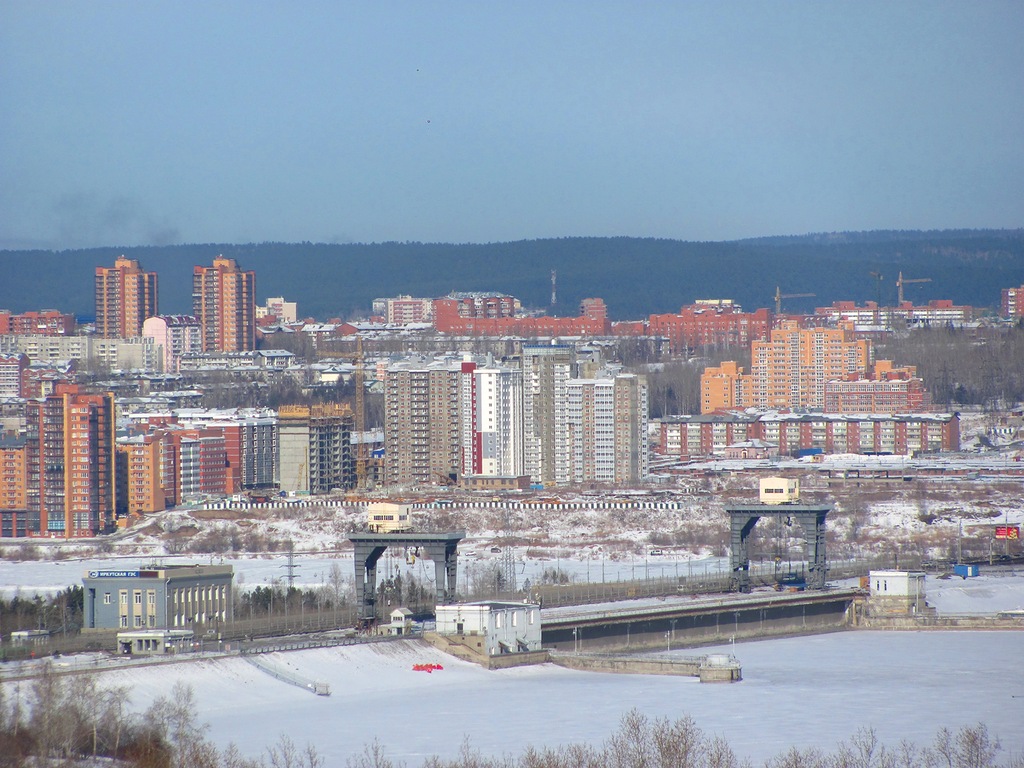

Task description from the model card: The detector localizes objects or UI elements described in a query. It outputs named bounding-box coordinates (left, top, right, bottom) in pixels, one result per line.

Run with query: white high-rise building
left=459, top=360, right=523, bottom=478
left=521, top=344, right=575, bottom=486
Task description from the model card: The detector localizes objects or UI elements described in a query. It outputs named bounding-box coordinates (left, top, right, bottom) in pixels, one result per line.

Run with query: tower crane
left=330, top=335, right=369, bottom=489
left=869, top=271, right=885, bottom=306
left=774, top=286, right=816, bottom=315
left=896, top=271, right=931, bottom=305
left=353, top=335, right=367, bottom=490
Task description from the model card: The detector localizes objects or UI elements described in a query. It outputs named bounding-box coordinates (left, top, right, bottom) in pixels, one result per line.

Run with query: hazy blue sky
left=2, top=2, right=1022, bottom=249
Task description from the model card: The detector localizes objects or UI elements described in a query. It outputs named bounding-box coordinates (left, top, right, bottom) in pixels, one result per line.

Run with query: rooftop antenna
left=550, top=269, right=557, bottom=311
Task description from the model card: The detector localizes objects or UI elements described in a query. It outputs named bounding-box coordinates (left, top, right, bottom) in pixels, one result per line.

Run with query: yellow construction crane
left=774, top=286, right=816, bottom=315
left=896, top=271, right=931, bottom=305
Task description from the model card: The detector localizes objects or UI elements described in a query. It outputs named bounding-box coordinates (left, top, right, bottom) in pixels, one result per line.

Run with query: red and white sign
left=994, top=525, right=1020, bottom=540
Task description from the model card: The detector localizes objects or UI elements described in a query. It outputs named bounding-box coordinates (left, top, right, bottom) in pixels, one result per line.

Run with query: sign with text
left=994, top=525, right=1019, bottom=540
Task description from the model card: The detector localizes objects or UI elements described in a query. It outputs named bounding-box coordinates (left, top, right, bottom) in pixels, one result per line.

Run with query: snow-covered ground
left=924, top=569, right=1024, bottom=613
left=2, top=559, right=1022, bottom=763
left=59, top=631, right=1024, bottom=765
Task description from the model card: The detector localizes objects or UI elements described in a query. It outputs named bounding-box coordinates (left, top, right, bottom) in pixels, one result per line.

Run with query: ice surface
left=78, top=631, right=1023, bottom=765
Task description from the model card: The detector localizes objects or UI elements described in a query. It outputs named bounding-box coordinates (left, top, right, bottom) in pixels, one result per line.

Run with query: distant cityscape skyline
left=2, top=3, right=1022, bottom=250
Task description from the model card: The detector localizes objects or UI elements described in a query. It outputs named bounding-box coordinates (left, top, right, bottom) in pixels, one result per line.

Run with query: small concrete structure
left=698, top=653, right=743, bottom=683
left=367, top=502, right=413, bottom=533
left=760, top=476, right=800, bottom=504
left=117, top=629, right=194, bottom=655
left=435, top=601, right=541, bottom=656
left=868, top=570, right=934, bottom=617
left=384, top=607, right=414, bottom=636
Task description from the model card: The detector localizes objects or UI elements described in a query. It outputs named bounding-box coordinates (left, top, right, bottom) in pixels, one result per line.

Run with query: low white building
left=117, top=629, right=194, bottom=655
left=868, top=570, right=932, bottom=616
left=10, top=629, right=50, bottom=647
left=435, top=601, right=541, bottom=655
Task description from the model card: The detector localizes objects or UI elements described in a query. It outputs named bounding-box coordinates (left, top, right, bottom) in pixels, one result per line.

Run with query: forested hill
left=1, top=229, right=1022, bottom=321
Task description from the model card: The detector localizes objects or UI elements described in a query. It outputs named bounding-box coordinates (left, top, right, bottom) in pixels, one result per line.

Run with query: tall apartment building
left=703, top=321, right=871, bottom=413
left=0, top=353, right=29, bottom=397
left=278, top=404, right=354, bottom=494
left=433, top=292, right=518, bottom=332
left=751, top=322, right=870, bottom=410
left=192, top=256, right=256, bottom=352
left=95, top=256, right=159, bottom=338
left=24, top=384, right=116, bottom=537
left=0, top=436, right=29, bottom=536
left=178, top=432, right=228, bottom=500
left=372, top=295, right=434, bottom=324
left=1002, top=285, right=1024, bottom=319
left=256, top=297, right=298, bottom=324
left=115, top=434, right=166, bottom=517
left=384, top=359, right=462, bottom=486
left=566, top=372, right=648, bottom=485
left=700, top=361, right=751, bottom=414
left=521, top=344, right=575, bottom=486
left=459, top=360, right=524, bottom=478
left=0, top=310, right=76, bottom=336
left=142, top=315, right=202, bottom=373
left=0, top=334, right=159, bottom=371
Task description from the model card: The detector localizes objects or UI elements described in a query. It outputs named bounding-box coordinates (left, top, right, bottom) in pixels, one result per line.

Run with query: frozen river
left=55, top=630, right=1024, bottom=766
left=2, top=555, right=1022, bottom=765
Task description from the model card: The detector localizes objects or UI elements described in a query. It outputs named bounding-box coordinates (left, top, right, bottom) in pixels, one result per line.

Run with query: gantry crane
left=774, top=286, right=816, bottom=315
left=896, top=271, right=931, bottom=305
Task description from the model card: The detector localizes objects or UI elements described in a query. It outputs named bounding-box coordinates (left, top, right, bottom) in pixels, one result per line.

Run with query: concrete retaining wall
left=860, top=615, right=1024, bottom=630
left=551, top=653, right=702, bottom=677
left=551, top=652, right=741, bottom=682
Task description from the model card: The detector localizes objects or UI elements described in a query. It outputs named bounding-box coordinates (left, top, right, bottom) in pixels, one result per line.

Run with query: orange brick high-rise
left=701, top=321, right=870, bottom=413
left=95, top=256, right=159, bottom=338
left=24, top=384, right=116, bottom=537
left=192, top=256, right=256, bottom=352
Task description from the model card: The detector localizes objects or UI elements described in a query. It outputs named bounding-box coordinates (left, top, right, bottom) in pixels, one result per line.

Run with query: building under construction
left=278, top=404, right=355, bottom=494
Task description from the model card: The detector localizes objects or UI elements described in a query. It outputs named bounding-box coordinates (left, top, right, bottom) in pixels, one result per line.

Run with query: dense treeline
left=0, top=674, right=1017, bottom=768
left=1, top=230, right=1022, bottom=320
left=0, top=587, right=83, bottom=647
left=640, top=325, right=1024, bottom=419
left=877, top=325, right=1024, bottom=409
